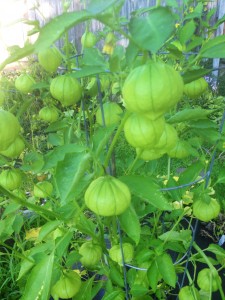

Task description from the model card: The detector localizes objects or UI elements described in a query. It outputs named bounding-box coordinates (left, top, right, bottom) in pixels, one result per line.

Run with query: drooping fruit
left=85, top=176, right=131, bottom=216
left=81, top=31, right=97, bottom=48
left=124, top=113, right=165, bottom=148
left=122, top=61, right=184, bottom=119
left=79, top=241, right=102, bottom=268
left=193, top=193, right=220, bottom=222
left=50, top=75, right=82, bottom=106
left=15, top=74, right=35, bottom=94
left=0, top=110, right=21, bottom=151
left=178, top=286, right=200, bottom=300
left=96, top=102, right=123, bottom=126
left=183, top=77, right=208, bottom=99
left=0, top=136, right=25, bottom=158
left=51, top=270, right=81, bottom=299
left=0, top=169, right=22, bottom=190
left=38, top=47, right=62, bottom=73
left=38, top=106, right=59, bottom=123
left=109, top=243, right=134, bottom=265
left=197, top=268, right=221, bottom=292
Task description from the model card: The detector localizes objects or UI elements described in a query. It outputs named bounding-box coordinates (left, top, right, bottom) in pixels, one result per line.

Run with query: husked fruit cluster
left=122, top=61, right=185, bottom=160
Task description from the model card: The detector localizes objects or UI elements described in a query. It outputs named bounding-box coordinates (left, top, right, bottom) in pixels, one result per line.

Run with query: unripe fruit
left=38, top=106, right=59, bottom=123
left=51, top=270, right=81, bottom=299
left=124, top=113, right=165, bottom=148
left=122, top=61, right=184, bottom=120
left=184, top=77, right=208, bottom=98
left=79, top=241, right=102, bottom=268
left=15, top=74, right=35, bottom=94
left=81, top=31, right=97, bottom=48
left=96, top=102, right=123, bottom=126
left=50, top=75, right=82, bottom=106
left=0, top=110, right=21, bottom=151
left=0, top=136, right=25, bottom=158
left=197, top=268, right=221, bottom=292
left=85, top=176, right=131, bottom=216
left=0, top=169, right=22, bottom=190
left=38, top=47, right=62, bottom=73
left=109, top=243, right=134, bottom=265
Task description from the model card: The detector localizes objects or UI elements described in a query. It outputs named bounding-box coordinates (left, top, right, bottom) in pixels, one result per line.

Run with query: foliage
left=0, top=0, right=225, bottom=300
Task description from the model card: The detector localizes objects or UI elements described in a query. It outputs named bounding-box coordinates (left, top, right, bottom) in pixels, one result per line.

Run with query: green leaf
left=189, top=119, right=217, bottom=129
left=72, top=66, right=108, bottom=78
left=92, top=125, right=117, bottom=158
left=75, top=212, right=97, bottom=238
left=214, top=169, right=225, bottom=184
left=156, top=253, right=176, bottom=287
left=129, top=7, right=175, bottom=53
left=82, top=48, right=107, bottom=67
left=159, top=229, right=192, bottom=243
left=43, top=144, right=86, bottom=170
left=17, top=257, right=35, bottom=281
left=192, top=128, right=221, bottom=144
left=21, top=253, right=54, bottom=300
left=74, top=276, right=95, bottom=300
left=130, top=284, right=149, bottom=297
left=184, top=2, right=203, bottom=20
left=167, top=108, right=212, bottom=123
left=200, top=35, right=225, bottom=58
left=182, top=68, right=212, bottom=84
left=179, top=20, right=196, bottom=45
left=36, top=220, right=62, bottom=243
left=102, top=290, right=124, bottom=300
left=118, top=205, right=141, bottom=245
left=185, top=36, right=204, bottom=52
left=147, top=260, right=160, bottom=292
left=34, top=11, right=91, bottom=52
left=109, top=262, right=124, bottom=287
left=178, top=161, right=204, bottom=187
left=55, top=152, right=92, bottom=205
left=0, top=44, right=34, bottom=71
left=119, top=175, right=172, bottom=211
left=55, top=231, right=73, bottom=258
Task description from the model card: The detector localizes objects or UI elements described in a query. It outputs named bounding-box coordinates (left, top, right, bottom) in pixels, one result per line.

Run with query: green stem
left=193, top=242, right=225, bottom=300
left=0, top=185, right=59, bottom=221
left=167, top=156, right=171, bottom=180
left=126, top=152, right=141, bottom=175
left=103, top=111, right=131, bottom=171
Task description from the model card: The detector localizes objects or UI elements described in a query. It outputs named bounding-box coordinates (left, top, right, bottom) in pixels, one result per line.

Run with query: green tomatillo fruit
left=193, top=193, right=220, bottom=222
left=136, top=148, right=164, bottom=161
left=96, top=102, right=123, bottom=126
left=183, top=77, right=208, bottom=99
left=197, top=268, right=221, bottom=292
left=0, top=136, right=25, bottom=158
left=124, top=113, right=165, bottom=148
left=154, top=123, right=178, bottom=152
left=50, top=75, right=82, bottom=106
left=81, top=31, right=97, bottom=48
left=167, top=140, right=191, bottom=159
left=178, top=286, right=200, bottom=300
left=51, top=270, right=81, bottom=299
left=0, top=169, right=22, bottom=190
left=15, top=73, right=35, bottom=94
left=122, top=61, right=184, bottom=120
left=39, top=106, right=59, bottom=123
left=38, top=47, right=62, bottom=73
left=85, top=176, right=131, bottom=216
left=109, top=243, right=134, bottom=265
left=0, top=110, right=21, bottom=151
left=79, top=241, right=102, bottom=268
